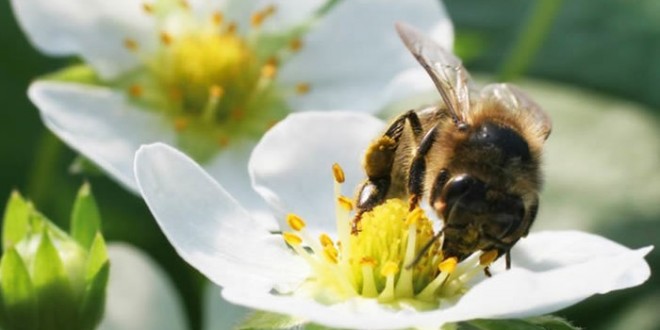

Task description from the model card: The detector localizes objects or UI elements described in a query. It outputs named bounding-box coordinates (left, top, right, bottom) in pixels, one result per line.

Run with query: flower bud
left=0, top=184, right=108, bottom=330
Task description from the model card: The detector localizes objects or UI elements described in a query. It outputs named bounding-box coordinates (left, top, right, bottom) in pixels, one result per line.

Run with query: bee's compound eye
left=442, top=175, right=476, bottom=209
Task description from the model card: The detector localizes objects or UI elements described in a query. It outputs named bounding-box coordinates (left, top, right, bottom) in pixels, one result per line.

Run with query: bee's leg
left=505, top=250, right=512, bottom=270
left=484, top=266, right=493, bottom=277
left=355, top=111, right=423, bottom=232
left=408, top=126, right=439, bottom=210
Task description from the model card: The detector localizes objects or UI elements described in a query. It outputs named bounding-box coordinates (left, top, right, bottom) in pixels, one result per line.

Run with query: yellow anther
left=209, top=85, right=224, bottom=99
left=438, top=257, right=458, bottom=273
left=359, top=257, right=377, bottom=267
left=168, top=88, right=182, bottom=101
left=179, top=0, right=189, bottom=9
left=479, top=250, right=499, bottom=266
left=380, top=261, right=399, bottom=277
left=217, top=136, right=230, bottom=148
left=226, top=22, right=237, bottom=34
left=332, top=163, right=345, bottom=183
left=124, top=38, right=138, bottom=51
left=231, top=108, right=245, bottom=121
left=173, top=117, right=189, bottom=132
left=261, top=63, right=277, bottom=79
left=283, top=232, right=303, bottom=246
left=160, top=31, right=173, bottom=45
left=405, top=207, right=424, bottom=226
left=263, top=4, right=277, bottom=16
left=319, top=234, right=334, bottom=247
left=324, top=246, right=338, bottom=264
left=128, top=84, right=143, bottom=98
left=251, top=12, right=266, bottom=27
left=289, top=38, right=303, bottom=52
left=286, top=214, right=306, bottom=231
left=142, top=3, right=154, bottom=13
left=212, top=11, right=224, bottom=25
left=295, top=83, right=310, bottom=95
left=337, top=196, right=354, bottom=211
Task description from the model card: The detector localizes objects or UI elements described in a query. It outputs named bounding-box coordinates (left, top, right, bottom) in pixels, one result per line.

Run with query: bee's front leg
left=408, top=125, right=439, bottom=210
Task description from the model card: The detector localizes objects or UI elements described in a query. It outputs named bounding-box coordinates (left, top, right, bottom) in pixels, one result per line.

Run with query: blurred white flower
left=134, top=112, right=652, bottom=330
left=12, top=0, right=452, bottom=216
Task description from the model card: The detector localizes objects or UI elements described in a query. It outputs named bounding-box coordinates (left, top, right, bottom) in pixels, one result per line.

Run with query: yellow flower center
left=120, top=2, right=309, bottom=159
left=282, top=164, right=498, bottom=310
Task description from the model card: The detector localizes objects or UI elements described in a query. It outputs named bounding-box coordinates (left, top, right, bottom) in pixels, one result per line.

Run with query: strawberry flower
left=134, top=112, right=652, bottom=329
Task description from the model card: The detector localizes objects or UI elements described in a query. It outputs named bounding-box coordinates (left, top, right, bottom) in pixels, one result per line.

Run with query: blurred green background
left=0, top=0, right=658, bottom=329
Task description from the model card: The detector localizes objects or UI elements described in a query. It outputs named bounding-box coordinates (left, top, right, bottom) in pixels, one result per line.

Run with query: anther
left=123, top=38, right=139, bottom=51
left=128, top=84, right=143, bottom=98
left=324, top=246, right=338, bottom=264
left=479, top=250, right=499, bottom=266
left=405, top=207, right=424, bottom=226
left=359, top=257, right=377, bottom=267
left=160, top=31, right=173, bottom=45
left=217, top=136, right=230, bottom=148
left=261, top=63, right=277, bottom=79
left=212, top=11, right=224, bottom=25
left=226, top=22, right=237, bottom=34
left=286, top=214, right=306, bottom=231
left=209, top=85, right=224, bottom=99
left=289, top=38, right=303, bottom=52
left=380, top=261, right=399, bottom=277
left=251, top=12, right=266, bottom=27
left=295, top=83, right=310, bottom=95
left=173, top=117, right=189, bottom=132
left=332, top=163, right=345, bottom=183
left=283, top=232, right=303, bottom=246
left=438, top=257, right=457, bottom=273
left=179, top=0, right=189, bottom=9
left=319, top=234, right=334, bottom=247
left=142, top=3, right=154, bottom=14
left=337, top=196, right=354, bottom=211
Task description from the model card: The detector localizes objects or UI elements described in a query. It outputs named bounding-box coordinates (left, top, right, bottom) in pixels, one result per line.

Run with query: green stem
left=26, top=132, right=63, bottom=204
left=497, top=0, right=564, bottom=81
left=315, top=0, right=343, bottom=18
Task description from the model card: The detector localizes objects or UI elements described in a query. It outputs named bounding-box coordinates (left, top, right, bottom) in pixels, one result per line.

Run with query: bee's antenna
left=405, top=228, right=444, bottom=269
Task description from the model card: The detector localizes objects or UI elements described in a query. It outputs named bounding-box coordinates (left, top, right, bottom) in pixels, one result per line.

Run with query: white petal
left=135, top=143, right=308, bottom=292
left=280, top=0, right=453, bottom=113
left=203, top=283, right=251, bottom=330
left=11, top=0, right=157, bottom=79
left=249, top=112, right=384, bottom=233
left=222, top=231, right=652, bottom=330
left=415, top=231, right=653, bottom=325
left=29, top=81, right=174, bottom=194
left=98, top=244, right=186, bottom=330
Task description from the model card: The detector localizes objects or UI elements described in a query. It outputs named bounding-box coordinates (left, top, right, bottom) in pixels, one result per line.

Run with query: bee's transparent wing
left=396, top=22, right=470, bottom=124
left=481, top=83, right=552, bottom=140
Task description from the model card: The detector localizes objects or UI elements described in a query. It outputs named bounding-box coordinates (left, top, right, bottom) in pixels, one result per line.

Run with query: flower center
left=281, top=164, right=498, bottom=310
left=120, top=2, right=308, bottom=159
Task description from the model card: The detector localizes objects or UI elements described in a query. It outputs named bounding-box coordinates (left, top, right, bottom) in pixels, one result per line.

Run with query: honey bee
left=354, top=23, right=552, bottom=272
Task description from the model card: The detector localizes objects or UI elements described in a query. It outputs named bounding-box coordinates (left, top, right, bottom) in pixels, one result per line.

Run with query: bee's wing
left=481, top=83, right=552, bottom=141
left=396, top=22, right=470, bottom=125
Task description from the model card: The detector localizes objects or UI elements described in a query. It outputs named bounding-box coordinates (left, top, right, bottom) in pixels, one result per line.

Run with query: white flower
left=134, top=112, right=652, bottom=330
left=12, top=0, right=452, bottom=215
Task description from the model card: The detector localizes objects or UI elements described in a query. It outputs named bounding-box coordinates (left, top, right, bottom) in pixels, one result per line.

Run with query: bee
left=353, top=23, right=552, bottom=273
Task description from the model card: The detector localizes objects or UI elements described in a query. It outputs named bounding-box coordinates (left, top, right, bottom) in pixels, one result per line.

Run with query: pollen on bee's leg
left=479, top=250, right=499, bottom=266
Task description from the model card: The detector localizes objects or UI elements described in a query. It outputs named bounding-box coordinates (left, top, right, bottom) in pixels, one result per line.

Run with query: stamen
left=405, top=207, right=424, bottom=226
left=173, top=117, right=189, bottom=132
left=286, top=213, right=306, bottom=231
left=332, top=163, right=345, bottom=183
left=261, top=63, right=277, bottom=79
left=379, top=261, right=399, bottom=302
left=212, top=11, right=224, bottom=25
left=226, top=22, right=237, bottom=34
left=416, top=258, right=457, bottom=301
left=439, top=257, right=458, bottom=273
left=289, top=38, right=303, bottom=52
left=124, top=38, right=139, bottom=51
left=179, top=0, right=189, bottom=9
left=360, top=258, right=378, bottom=297
left=337, top=196, right=353, bottom=211
left=142, top=3, right=154, bottom=14
left=295, top=83, right=311, bottom=95
left=128, top=84, right=143, bottom=98
left=217, top=136, right=230, bottom=148
left=283, top=232, right=302, bottom=246
left=160, top=31, right=173, bottom=45
left=319, top=234, right=334, bottom=248
left=324, top=245, right=339, bottom=264
left=202, top=85, right=224, bottom=122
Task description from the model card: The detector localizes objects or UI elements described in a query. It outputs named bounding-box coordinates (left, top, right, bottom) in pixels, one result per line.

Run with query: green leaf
left=78, top=262, right=109, bottom=330
left=33, top=231, right=78, bottom=330
left=85, top=233, right=108, bottom=281
left=70, top=183, right=101, bottom=250
left=0, top=248, right=38, bottom=330
left=2, top=191, right=31, bottom=251
left=463, top=316, right=580, bottom=330
left=238, top=311, right=306, bottom=330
